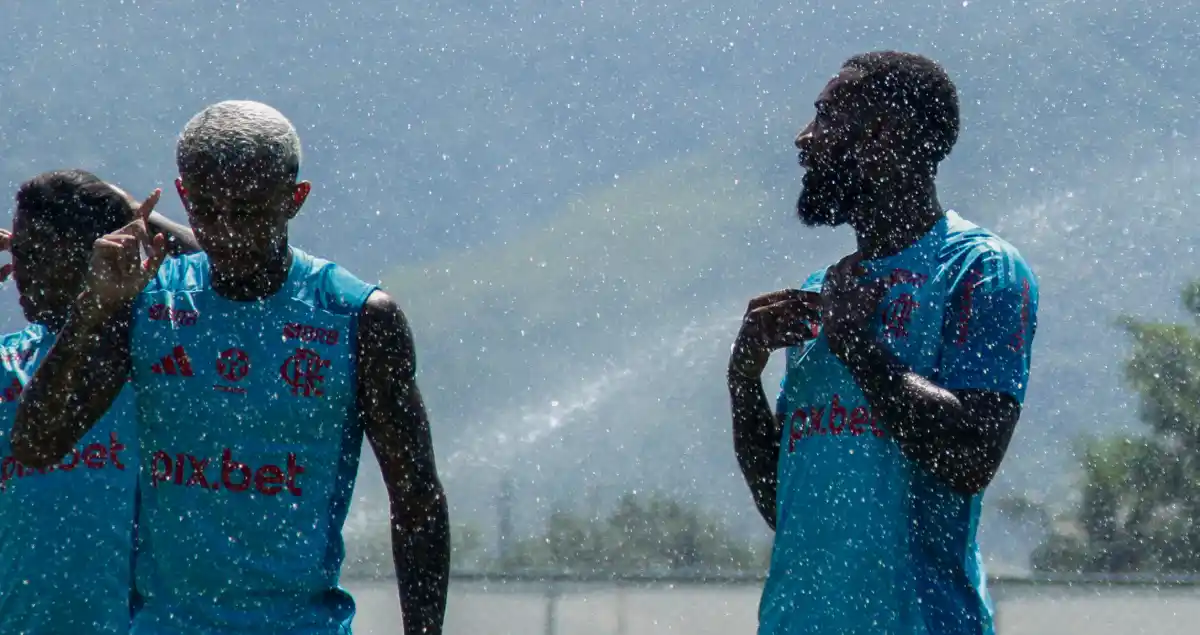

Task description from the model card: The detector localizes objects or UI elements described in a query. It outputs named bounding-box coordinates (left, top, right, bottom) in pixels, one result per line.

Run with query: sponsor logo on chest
left=1, top=432, right=129, bottom=491
left=148, top=304, right=199, bottom=327
left=785, top=395, right=886, bottom=452
left=282, top=323, right=340, bottom=346
left=880, top=268, right=930, bottom=340
left=149, top=448, right=305, bottom=497
left=148, top=337, right=340, bottom=399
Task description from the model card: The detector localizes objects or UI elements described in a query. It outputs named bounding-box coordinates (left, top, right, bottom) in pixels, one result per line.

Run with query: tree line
left=1031, top=279, right=1200, bottom=573
left=342, top=491, right=770, bottom=579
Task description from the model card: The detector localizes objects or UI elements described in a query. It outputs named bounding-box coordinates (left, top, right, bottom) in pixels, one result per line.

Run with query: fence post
left=544, top=580, right=559, bottom=635
left=991, top=579, right=1004, bottom=635
left=615, top=580, right=627, bottom=635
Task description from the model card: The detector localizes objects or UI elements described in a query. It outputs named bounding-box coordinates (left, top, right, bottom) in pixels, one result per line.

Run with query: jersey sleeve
left=939, top=247, right=1038, bottom=403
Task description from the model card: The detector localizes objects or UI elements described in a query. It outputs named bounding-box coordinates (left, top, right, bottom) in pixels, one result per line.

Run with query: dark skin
left=147, top=212, right=202, bottom=259
left=1, top=201, right=199, bottom=331
left=12, top=169, right=449, bottom=634
left=0, top=183, right=196, bottom=624
left=730, top=69, right=1021, bottom=528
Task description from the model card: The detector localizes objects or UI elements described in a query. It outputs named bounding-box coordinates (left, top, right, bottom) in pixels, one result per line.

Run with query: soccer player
left=12, top=102, right=450, bottom=634
left=0, top=169, right=199, bottom=634
left=728, top=52, right=1038, bottom=634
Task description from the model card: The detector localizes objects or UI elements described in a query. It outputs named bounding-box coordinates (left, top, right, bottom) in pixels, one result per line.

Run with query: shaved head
left=176, top=100, right=302, bottom=189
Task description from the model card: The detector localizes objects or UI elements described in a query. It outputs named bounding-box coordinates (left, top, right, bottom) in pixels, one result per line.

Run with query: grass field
left=342, top=580, right=1200, bottom=634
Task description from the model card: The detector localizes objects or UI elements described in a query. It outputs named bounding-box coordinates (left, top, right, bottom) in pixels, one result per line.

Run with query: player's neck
left=851, top=176, right=943, bottom=261
left=209, top=243, right=293, bottom=302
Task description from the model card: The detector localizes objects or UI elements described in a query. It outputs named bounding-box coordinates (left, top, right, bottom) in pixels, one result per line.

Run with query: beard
left=796, top=158, right=860, bottom=227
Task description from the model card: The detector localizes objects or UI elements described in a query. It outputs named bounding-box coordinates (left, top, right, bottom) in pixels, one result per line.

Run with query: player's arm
left=10, top=295, right=133, bottom=468
left=843, top=254, right=1036, bottom=495
left=845, top=349, right=1018, bottom=494
left=729, top=372, right=783, bottom=531
left=357, top=291, right=449, bottom=635
left=729, top=290, right=820, bottom=530
left=146, top=212, right=201, bottom=256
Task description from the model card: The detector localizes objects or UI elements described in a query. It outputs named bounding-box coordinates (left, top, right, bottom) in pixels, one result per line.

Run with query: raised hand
left=820, top=253, right=889, bottom=363
left=730, top=289, right=822, bottom=380
left=85, top=190, right=168, bottom=311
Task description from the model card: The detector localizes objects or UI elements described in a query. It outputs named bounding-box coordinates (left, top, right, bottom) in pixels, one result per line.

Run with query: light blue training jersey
left=0, top=323, right=139, bottom=634
left=760, top=211, right=1039, bottom=635
left=128, top=247, right=376, bottom=635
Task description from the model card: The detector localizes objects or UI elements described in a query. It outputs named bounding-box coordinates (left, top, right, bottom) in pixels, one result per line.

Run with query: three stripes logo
left=151, top=345, right=195, bottom=377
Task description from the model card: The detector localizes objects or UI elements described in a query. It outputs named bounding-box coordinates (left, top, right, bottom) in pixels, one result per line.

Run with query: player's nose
left=795, top=121, right=814, bottom=151
left=795, top=123, right=816, bottom=168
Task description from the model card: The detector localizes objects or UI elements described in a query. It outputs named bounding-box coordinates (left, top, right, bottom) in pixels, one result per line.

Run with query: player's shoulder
left=290, top=247, right=379, bottom=316
left=799, top=269, right=827, bottom=293
left=145, top=252, right=210, bottom=293
left=939, top=211, right=1037, bottom=294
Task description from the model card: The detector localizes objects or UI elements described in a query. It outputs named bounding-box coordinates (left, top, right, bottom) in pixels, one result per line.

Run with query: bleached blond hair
left=176, top=100, right=301, bottom=185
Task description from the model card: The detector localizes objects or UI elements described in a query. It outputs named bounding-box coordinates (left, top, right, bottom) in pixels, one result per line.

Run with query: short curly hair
left=841, top=51, right=960, bottom=165
left=15, top=169, right=134, bottom=244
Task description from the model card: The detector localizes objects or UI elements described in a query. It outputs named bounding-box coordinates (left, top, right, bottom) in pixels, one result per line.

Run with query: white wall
left=342, top=580, right=1200, bottom=635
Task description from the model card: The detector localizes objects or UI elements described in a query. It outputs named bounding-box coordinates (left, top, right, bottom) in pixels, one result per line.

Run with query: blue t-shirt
left=128, top=248, right=377, bottom=635
left=760, top=211, right=1039, bottom=635
left=0, top=323, right=139, bottom=634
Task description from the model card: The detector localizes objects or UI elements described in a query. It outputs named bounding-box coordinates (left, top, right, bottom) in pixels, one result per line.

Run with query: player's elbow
left=935, top=448, right=1003, bottom=496
left=760, top=508, right=777, bottom=532
left=387, top=476, right=449, bottom=534
left=949, top=473, right=989, bottom=497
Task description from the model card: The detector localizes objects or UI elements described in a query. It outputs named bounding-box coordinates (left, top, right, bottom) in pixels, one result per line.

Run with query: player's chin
left=796, top=174, right=855, bottom=227
left=796, top=194, right=842, bottom=227
left=207, top=248, right=263, bottom=269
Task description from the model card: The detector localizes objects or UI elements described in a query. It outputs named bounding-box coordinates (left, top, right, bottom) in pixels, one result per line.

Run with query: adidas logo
left=151, top=345, right=194, bottom=377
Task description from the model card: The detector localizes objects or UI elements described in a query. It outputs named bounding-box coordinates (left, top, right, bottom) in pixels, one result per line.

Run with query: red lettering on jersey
left=828, top=395, right=848, bottom=433
left=955, top=268, right=983, bottom=346
left=0, top=432, right=128, bottom=491
left=1009, top=278, right=1033, bottom=353
left=786, top=395, right=886, bottom=452
left=148, top=304, right=199, bottom=327
left=282, top=323, right=340, bottom=346
left=280, top=348, right=330, bottom=398
left=214, top=348, right=251, bottom=394
left=888, top=269, right=928, bottom=288
left=883, top=293, right=920, bottom=338
left=849, top=406, right=869, bottom=435
left=149, top=448, right=305, bottom=497
left=0, top=378, right=23, bottom=403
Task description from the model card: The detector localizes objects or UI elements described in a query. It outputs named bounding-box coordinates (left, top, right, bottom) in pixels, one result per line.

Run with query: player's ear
left=174, top=178, right=190, bottom=212
left=287, top=182, right=311, bottom=219
left=859, top=114, right=896, bottom=175
left=863, top=114, right=892, bottom=151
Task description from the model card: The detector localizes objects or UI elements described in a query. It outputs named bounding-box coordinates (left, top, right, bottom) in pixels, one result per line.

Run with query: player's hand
left=820, top=253, right=889, bottom=363
left=83, top=189, right=168, bottom=314
left=0, top=228, right=13, bottom=283
left=729, top=289, right=822, bottom=380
